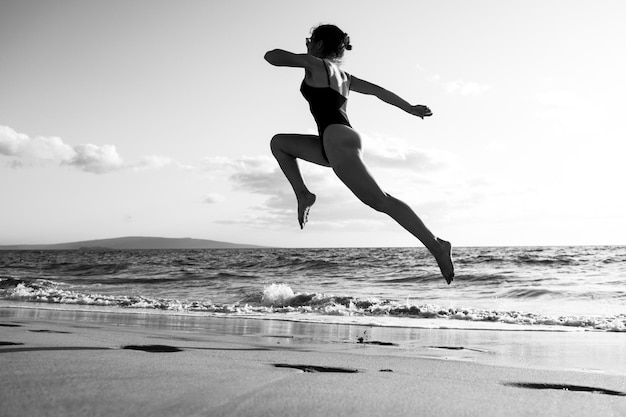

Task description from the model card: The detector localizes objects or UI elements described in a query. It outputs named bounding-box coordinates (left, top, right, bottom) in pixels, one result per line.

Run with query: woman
left=265, top=24, right=454, bottom=284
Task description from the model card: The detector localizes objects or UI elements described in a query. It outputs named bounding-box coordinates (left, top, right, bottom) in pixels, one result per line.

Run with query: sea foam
left=261, top=283, right=295, bottom=306
left=2, top=270, right=625, bottom=332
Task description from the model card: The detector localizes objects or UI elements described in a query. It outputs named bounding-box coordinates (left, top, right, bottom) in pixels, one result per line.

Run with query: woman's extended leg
left=270, top=134, right=330, bottom=229
left=323, top=125, right=454, bottom=282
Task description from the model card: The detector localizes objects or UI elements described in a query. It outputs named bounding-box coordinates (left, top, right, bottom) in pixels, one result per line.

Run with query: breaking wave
left=2, top=279, right=624, bottom=332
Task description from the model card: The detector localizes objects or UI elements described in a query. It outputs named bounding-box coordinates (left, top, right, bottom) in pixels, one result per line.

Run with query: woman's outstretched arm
left=350, top=76, right=433, bottom=119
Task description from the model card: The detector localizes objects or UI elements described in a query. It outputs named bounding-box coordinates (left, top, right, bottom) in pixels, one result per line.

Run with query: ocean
left=1, top=246, right=625, bottom=332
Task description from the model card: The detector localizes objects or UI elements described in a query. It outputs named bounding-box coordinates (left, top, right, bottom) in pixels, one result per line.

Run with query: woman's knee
left=270, top=134, right=285, bottom=155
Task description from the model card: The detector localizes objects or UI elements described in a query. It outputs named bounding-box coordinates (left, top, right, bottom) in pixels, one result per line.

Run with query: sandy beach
left=1, top=305, right=625, bottom=417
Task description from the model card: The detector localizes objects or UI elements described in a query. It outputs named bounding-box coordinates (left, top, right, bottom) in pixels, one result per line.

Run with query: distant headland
left=0, top=236, right=266, bottom=250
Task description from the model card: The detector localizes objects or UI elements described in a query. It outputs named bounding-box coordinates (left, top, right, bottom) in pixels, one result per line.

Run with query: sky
left=1, top=0, right=625, bottom=248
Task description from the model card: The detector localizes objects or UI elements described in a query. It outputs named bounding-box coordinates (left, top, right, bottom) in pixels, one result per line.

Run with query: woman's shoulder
left=324, top=60, right=350, bottom=80
left=324, top=60, right=351, bottom=95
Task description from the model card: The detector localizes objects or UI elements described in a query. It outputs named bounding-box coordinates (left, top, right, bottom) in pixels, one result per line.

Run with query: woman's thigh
left=323, top=125, right=388, bottom=206
left=271, top=133, right=331, bottom=167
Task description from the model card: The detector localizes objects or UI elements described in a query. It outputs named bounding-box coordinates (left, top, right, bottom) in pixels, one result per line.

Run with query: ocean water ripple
left=1, top=246, right=625, bottom=331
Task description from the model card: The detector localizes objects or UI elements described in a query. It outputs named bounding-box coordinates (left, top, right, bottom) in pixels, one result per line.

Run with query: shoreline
left=1, top=300, right=607, bottom=331
left=2, top=305, right=626, bottom=416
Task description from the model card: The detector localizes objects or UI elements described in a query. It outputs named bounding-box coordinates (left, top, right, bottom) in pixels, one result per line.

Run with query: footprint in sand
left=28, top=329, right=72, bottom=334
left=426, top=345, right=491, bottom=353
left=503, top=382, right=626, bottom=397
left=122, top=344, right=183, bottom=353
left=273, top=363, right=359, bottom=373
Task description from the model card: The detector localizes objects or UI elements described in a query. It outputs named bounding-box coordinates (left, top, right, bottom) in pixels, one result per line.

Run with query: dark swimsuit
left=300, top=60, right=351, bottom=161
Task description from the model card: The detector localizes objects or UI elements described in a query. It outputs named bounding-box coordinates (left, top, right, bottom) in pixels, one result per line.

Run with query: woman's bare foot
left=434, top=238, right=454, bottom=284
left=297, top=192, right=316, bottom=229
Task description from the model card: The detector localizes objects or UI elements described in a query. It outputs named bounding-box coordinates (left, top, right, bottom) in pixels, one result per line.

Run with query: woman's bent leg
left=270, top=134, right=330, bottom=228
left=323, top=126, right=454, bottom=282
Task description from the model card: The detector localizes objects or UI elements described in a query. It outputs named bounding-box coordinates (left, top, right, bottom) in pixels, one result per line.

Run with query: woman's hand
left=408, top=105, right=433, bottom=119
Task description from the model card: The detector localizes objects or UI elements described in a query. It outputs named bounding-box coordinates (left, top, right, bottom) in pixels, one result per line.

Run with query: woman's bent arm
left=264, top=49, right=317, bottom=68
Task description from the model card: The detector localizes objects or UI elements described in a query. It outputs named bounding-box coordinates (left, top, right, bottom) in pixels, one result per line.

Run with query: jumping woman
left=265, top=24, right=454, bottom=284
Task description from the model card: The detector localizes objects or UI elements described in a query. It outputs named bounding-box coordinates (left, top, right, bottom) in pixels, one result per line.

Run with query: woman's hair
left=310, top=24, right=352, bottom=61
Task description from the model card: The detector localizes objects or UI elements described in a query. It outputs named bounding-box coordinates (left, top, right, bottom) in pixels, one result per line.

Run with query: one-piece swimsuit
left=300, top=60, right=351, bottom=161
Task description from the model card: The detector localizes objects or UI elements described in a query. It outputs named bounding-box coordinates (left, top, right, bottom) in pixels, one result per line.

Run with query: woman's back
left=300, top=59, right=352, bottom=144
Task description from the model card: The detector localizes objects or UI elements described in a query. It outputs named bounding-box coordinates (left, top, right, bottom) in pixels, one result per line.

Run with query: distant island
left=0, top=236, right=265, bottom=250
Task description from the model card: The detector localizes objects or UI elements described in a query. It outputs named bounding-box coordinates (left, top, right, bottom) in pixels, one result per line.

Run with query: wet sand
left=1, top=306, right=625, bottom=416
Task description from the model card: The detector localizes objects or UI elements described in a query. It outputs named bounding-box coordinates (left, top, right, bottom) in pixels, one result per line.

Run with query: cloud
left=0, top=125, right=74, bottom=162
left=204, top=193, right=226, bottom=204
left=443, top=79, right=492, bottom=96
left=201, top=146, right=455, bottom=232
left=135, top=155, right=173, bottom=170
left=63, top=144, right=124, bottom=174
left=202, top=154, right=351, bottom=228
left=362, top=135, right=447, bottom=171
left=202, top=155, right=287, bottom=195
left=0, top=125, right=188, bottom=173
left=428, top=73, right=491, bottom=96
left=202, top=155, right=276, bottom=173
left=132, top=155, right=196, bottom=171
